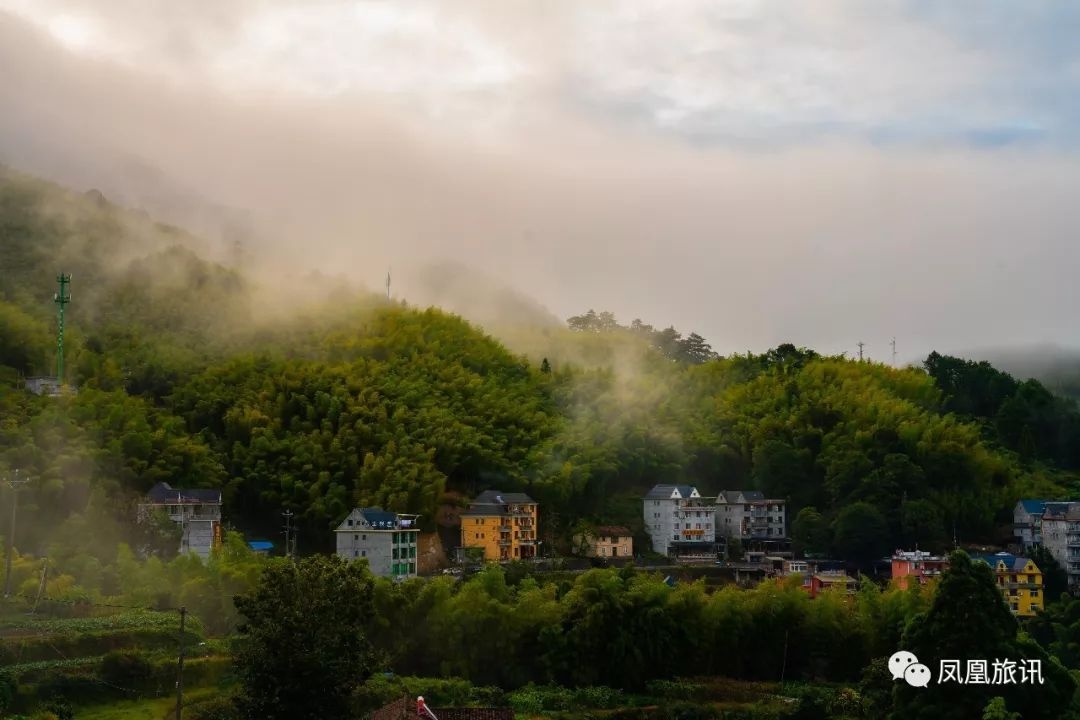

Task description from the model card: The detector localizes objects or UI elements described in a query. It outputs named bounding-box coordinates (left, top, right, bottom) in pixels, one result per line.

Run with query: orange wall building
left=460, top=491, right=539, bottom=562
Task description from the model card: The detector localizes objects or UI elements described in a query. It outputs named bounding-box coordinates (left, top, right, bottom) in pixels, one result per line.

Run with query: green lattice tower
left=54, top=273, right=71, bottom=385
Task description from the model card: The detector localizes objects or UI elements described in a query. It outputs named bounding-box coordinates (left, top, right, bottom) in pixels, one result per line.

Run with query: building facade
left=460, top=491, right=539, bottom=562
left=140, top=482, right=222, bottom=560
left=716, top=491, right=787, bottom=540
left=974, top=552, right=1044, bottom=617
left=574, top=526, right=633, bottom=558
left=1013, top=499, right=1048, bottom=549
left=643, top=484, right=719, bottom=558
left=1040, top=502, right=1080, bottom=590
left=335, top=508, right=420, bottom=579
left=891, top=550, right=950, bottom=590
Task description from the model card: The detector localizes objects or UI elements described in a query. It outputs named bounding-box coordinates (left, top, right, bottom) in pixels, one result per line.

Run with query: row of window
left=351, top=533, right=417, bottom=544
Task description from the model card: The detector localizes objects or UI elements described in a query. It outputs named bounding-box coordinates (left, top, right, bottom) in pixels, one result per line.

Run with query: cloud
left=0, top=2, right=1079, bottom=361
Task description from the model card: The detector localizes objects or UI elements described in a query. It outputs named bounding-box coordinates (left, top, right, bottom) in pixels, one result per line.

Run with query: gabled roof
left=643, top=484, right=698, bottom=500
left=1018, top=499, right=1048, bottom=515
left=1043, top=501, right=1075, bottom=519
left=461, top=490, right=536, bottom=516
left=145, top=482, right=221, bottom=504
left=593, top=525, right=632, bottom=537
left=973, top=552, right=1040, bottom=573
left=335, top=507, right=417, bottom=531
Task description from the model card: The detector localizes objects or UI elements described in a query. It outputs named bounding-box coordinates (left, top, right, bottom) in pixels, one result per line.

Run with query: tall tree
left=893, top=550, right=1074, bottom=720
left=832, top=502, right=891, bottom=569
left=233, top=555, right=379, bottom=720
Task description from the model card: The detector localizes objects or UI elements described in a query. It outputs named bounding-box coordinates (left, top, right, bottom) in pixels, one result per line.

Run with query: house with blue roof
left=1013, top=499, right=1048, bottom=549
left=336, top=508, right=420, bottom=579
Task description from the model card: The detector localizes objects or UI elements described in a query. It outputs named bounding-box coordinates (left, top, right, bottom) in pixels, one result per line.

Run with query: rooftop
left=1019, top=499, right=1048, bottom=514
left=643, top=484, right=701, bottom=500
left=144, top=481, right=221, bottom=505
left=461, top=490, right=536, bottom=516
left=594, top=525, right=632, bottom=537
left=335, top=508, right=420, bottom=532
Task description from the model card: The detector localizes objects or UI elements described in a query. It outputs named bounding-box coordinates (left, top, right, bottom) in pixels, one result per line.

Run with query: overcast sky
left=1, top=1, right=1079, bottom=360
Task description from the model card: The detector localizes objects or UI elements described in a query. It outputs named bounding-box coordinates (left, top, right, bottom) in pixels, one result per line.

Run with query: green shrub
left=100, top=651, right=155, bottom=690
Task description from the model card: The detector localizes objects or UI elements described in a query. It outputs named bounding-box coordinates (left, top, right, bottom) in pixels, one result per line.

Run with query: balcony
left=499, top=539, right=512, bottom=546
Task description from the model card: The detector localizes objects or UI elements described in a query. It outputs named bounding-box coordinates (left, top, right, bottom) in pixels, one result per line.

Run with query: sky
left=1, top=1, right=1079, bottom=360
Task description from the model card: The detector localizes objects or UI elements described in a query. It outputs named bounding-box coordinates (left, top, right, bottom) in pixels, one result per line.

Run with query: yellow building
left=978, top=553, right=1044, bottom=617
left=460, top=491, right=539, bottom=562
left=573, top=526, right=633, bottom=559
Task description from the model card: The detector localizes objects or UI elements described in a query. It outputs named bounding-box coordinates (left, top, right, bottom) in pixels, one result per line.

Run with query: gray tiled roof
left=145, top=481, right=221, bottom=504
left=643, top=484, right=698, bottom=500
left=461, top=489, right=536, bottom=516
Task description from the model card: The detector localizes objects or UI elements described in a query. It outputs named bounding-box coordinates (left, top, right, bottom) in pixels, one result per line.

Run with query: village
left=140, top=479, right=1063, bottom=618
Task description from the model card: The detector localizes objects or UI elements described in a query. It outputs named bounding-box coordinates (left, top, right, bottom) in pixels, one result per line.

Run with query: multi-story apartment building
left=335, top=508, right=420, bottom=579
left=891, top=549, right=950, bottom=590
left=1013, top=499, right=1049, bottom=549
left=573, top=526, right=633, bottom=559
left=1041, top=502, right=1080, bottom=589
left=460, top=491, right=539, bottom=562
left=973, top=553, right=1044, bottom=617
left=716, top=490, right=786, bottom=540
left=140, top=482, right=222, bottom=560
left=642, top=484, right=719, bottom=558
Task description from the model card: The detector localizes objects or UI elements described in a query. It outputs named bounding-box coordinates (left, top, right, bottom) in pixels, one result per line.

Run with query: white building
left=642, top=484, right=719, bottom=558
left=716, top=490, right=787, bottom=540
left=140, top=482, right=222, bottom=560
left=1013, top=499, right=1049, bottom=549
left=336, top=508, right=420, bottom=579
left=1040, top=502, right=1080, bottom=589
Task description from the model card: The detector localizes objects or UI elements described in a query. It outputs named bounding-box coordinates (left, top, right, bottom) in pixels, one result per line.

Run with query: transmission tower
left=857, top=341, right=865, bottom=362
left=53, top=274, right=71, bottom=386
left=891, top=337, right=897, bottom=367
left=3, top=469, right=30, bottom=597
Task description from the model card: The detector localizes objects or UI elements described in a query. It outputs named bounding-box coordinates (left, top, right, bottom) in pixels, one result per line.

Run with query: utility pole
left=176, top=606, right=187, bottom=720
left=386, top=266, right=391, bottom=301
left=4, top=469, right=29, bottom=597
left=31, top=558, right=48, bottom=614
left=53, top=273, right=71, bottom=386
left=282, top=510, right=294, bottom=561
left=891, top=337, right=897, bottom=367
left=857, top=341, right=865, bottom=362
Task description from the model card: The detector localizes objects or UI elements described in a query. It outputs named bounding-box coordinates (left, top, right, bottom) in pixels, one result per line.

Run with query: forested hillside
left=1, top=168, right=1078, bottom=562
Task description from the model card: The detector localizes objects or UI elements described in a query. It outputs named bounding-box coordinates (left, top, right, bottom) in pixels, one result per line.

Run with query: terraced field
left=0, top=607, right=231, bottom=717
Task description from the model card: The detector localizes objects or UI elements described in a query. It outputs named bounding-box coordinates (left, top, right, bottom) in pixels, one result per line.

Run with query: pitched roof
left=335, top=507, right=418, bottom=531
left=1019, top=499, right=1048, bottom=514
left=594, top=525, right=632, bottom=537
left=461, top=490, right=536, bottom=516
left=145, top=482, right=221, bottom=504
left=247, top=541, right=273, bottom=551
left=643, top=484, right=698, bottom=500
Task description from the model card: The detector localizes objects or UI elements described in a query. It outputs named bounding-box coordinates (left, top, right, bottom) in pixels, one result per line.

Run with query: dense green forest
left=2, top=166, right=1080, bottom=562
left=7, top=170, right=1080, bottom=719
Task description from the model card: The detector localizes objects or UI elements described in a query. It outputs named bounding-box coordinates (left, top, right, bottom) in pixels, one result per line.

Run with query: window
left=354, top=534, right=358, bottom=541
left=673, top=534, right=679, bottom=540
left=361, top=550, right=366, bottom=557
left=348, top=519, right=354, bottom=527
left=362, top=534, right=367, bottom=540
left=1028, top=574, right=1036, bottom=583
left=674, top=523, right=680, bottom=529
left=1031, top=589, right=1040, bottom=597
left=354, top=550, right=358, bottom=557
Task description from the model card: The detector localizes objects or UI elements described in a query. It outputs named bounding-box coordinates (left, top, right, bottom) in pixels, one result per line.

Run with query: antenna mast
left=857, top=341, right=865, bottom=362
left=386, top=267, right=391, bottom=301
left=53, top=273, right=71, bottom=386
left=891, top=337, right=897, bottom=367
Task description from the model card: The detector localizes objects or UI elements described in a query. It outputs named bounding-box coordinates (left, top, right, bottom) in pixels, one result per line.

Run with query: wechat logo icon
left=890, top=651, right=931, bottom=688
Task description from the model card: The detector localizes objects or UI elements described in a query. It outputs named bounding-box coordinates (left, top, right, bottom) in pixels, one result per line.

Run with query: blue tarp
left=248, top=541, right=273, bottom=551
